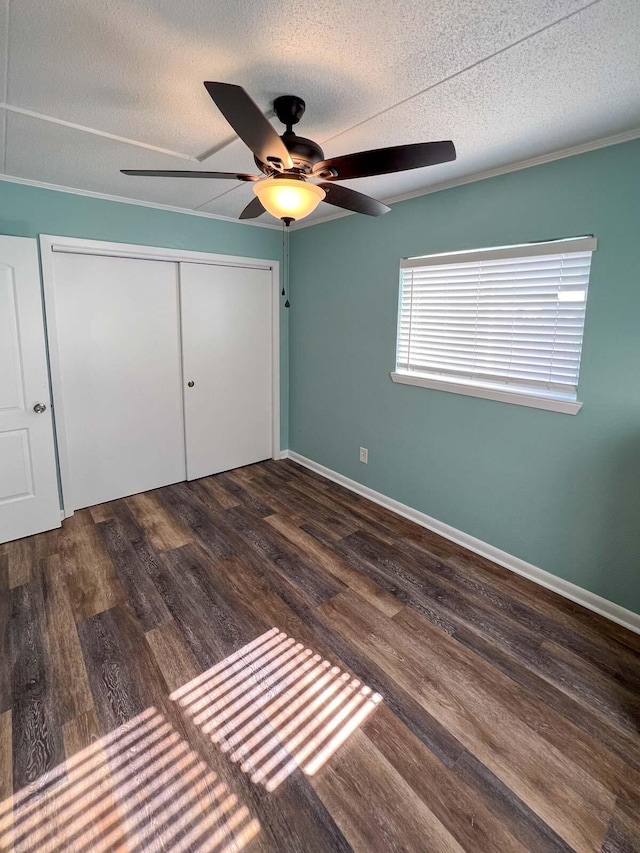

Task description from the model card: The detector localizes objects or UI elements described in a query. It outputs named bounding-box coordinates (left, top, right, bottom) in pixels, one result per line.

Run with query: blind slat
left=397, top=239, right=593, bottom=401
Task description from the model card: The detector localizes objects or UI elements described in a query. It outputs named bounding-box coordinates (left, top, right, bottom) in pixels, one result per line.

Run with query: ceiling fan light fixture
left=253, top=177, right=325, bottom=221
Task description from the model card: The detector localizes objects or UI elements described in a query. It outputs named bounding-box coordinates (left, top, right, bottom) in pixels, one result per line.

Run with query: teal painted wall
left=289, top=139, right=640, bottom=614
left=0, top=180, right=288, bottom=448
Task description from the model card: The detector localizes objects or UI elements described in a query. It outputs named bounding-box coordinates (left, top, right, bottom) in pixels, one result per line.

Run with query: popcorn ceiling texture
left=1, top=0, right=638, bottom=221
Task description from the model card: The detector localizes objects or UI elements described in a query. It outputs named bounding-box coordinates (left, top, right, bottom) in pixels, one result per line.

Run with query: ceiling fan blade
left=121, top=169, right=259, bottom=180
left=318, top=183, right=390, bottom=216
left=204, top=82, right=293, bottom=170
left=313, top=141, right=456, bottom=181
left=239, top=196, right=266, bottom=220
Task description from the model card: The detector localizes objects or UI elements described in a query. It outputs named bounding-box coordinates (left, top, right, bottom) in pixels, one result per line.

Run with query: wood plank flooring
left=1, top=459, right=640, bottom=852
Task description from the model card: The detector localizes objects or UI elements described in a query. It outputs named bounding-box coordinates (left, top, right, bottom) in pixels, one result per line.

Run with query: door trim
left=40, top=235, right=281, bottom=517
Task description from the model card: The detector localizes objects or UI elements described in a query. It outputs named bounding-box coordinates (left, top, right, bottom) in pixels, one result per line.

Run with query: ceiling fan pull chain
left=281, top=220, right=286, bottom=296
left=282, top=217, right=292, bottom=308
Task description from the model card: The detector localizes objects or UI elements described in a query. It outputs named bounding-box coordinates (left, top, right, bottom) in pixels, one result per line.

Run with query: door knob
left=187, top=381, right=195, bottom=388
left=33, top=402, right=47, bottom=414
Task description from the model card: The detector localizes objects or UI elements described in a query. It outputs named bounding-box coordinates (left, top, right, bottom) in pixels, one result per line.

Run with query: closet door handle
left=33, top=402, right=47, bottom=413
left=187, top=381, right=195, bottom=388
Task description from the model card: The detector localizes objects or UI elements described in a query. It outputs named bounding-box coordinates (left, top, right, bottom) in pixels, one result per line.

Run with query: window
left=392, top=236, right=596, bottom=414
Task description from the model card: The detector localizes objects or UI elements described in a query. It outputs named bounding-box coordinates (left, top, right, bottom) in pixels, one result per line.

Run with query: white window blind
left=396, top=237, right=596, bottom=403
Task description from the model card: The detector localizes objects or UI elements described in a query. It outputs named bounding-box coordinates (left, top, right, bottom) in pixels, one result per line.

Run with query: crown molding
left=0, top=172, right=282, bottom=230
left=290, top=127, right=640, bottom=231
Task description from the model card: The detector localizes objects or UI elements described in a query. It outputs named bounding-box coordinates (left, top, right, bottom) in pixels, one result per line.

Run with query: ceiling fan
left=122, top=82, right=456, bottom=223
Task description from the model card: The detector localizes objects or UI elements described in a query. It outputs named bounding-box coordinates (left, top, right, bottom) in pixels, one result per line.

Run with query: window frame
left=391, top=237, right=596, bottom=415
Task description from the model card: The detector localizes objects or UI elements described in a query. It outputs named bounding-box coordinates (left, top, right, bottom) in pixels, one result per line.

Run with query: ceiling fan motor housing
left=254, top=94, right=326, bottom=174
left=255, top=131, right=325, bottom=174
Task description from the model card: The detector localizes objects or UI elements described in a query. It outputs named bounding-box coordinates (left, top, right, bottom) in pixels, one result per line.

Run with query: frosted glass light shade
left=253, top=178, right=325, bottom=220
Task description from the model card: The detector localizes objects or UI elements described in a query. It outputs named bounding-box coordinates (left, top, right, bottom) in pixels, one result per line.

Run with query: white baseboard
left=283, top=450, right=640, bottom=636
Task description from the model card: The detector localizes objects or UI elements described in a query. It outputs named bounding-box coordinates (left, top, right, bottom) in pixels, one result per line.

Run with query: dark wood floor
left=1, top=459, right=640, bottom=852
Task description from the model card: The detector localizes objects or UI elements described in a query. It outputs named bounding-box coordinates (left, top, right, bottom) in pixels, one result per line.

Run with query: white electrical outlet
left=359, top=447, right=368, bottom=463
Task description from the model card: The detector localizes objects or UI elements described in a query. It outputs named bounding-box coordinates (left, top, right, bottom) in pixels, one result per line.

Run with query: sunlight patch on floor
left=0, top=707, right=259, bottom=853
left=171, top=627, right=383, bottom=792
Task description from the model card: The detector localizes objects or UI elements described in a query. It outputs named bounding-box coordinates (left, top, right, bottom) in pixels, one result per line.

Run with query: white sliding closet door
left=181, top=262, right=272, bottom=479
left=52, top=253, right=185, bottom=510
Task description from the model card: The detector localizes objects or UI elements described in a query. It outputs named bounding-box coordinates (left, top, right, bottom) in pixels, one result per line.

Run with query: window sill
left=389, top=372, right=582, bottom=415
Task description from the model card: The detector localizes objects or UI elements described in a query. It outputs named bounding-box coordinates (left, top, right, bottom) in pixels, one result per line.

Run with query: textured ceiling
left=1, top=0, right=639, bottom=227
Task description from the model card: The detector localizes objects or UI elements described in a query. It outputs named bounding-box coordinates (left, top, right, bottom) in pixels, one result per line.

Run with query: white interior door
left=0, top=235, right=60, bottom=543
left=181, top=262, right=273, bottom=479
left=51, top=253, right=186, bottom=511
